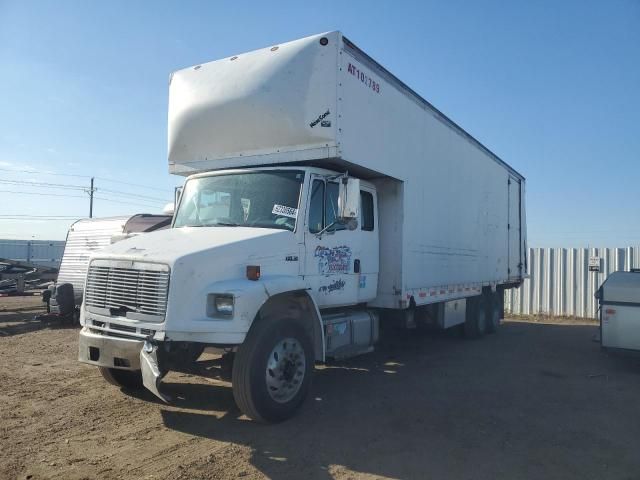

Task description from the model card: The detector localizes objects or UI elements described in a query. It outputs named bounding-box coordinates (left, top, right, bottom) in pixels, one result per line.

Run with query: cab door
left=304, top=176, right=361, bottom=308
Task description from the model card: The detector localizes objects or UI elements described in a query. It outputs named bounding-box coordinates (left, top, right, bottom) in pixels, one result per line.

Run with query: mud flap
left=140, top=341, right=171, bottom=403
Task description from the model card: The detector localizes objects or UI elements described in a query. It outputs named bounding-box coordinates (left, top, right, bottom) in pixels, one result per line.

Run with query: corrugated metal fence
left=505, top=247, right=640, bottom=319
left=0, top=239, right=65, bottom=269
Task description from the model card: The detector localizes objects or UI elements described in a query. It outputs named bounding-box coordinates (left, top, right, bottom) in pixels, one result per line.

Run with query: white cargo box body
left=168, top=31, right=526, bottom=308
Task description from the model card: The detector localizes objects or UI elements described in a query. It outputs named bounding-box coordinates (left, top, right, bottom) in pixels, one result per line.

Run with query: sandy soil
left=1, top=296, right=639, bottom=480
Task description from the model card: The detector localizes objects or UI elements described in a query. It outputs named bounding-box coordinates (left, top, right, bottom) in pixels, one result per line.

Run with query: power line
left=93, top=196, right=163, bottom=209
left=98, top=187, right=169, bottom=203
left=0, top=179, right=87, bottom=191
left=0, top=189, right=163, bottom=208
left=0, top=215, right=82, bottom=220
left=0, top=189, right=87, bottom=199
left=95, top=176, right=173, bottom=193
left=0, top=167, right=92, bottom=179
left=0, top=167, right=173, bottom=193
left=0, top=173, right=169, bottom=214
left=0, top=190, right=163, bottom=211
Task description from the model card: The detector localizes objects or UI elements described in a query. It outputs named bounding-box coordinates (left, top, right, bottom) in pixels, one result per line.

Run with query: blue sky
left=0, top=0, right=638, bottom=246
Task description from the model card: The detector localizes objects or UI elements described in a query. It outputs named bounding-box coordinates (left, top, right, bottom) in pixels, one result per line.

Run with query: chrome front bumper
left=78, top=327, right=143, bottom=370
left=79, top=327, right=170, bottom=402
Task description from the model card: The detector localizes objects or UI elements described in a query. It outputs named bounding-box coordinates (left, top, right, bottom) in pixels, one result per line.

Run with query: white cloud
left=0, top=160, right=37, bottom=172
left=0, top=159, right=55, bottom=175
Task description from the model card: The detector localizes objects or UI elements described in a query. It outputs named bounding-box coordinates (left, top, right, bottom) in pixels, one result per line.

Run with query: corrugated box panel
left=0, top=239, right=66, bottom=269
left=505, top=247, right=640, bottom=319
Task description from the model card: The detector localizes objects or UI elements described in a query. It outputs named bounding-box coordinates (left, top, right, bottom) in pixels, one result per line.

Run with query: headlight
left=207, top=294, right=234, bottom=317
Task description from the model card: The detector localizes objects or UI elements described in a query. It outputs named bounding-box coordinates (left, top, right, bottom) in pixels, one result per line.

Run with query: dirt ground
left=1, top=296, right=640, bottom=480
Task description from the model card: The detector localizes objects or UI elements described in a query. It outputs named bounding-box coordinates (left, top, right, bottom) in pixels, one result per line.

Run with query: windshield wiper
left=212, top=221, right=241, bottom=227
left=181, top=221, right=241, bottom=228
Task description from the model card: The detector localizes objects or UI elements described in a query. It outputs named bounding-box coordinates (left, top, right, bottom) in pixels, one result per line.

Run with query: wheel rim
left=265, top=337, right=306, bottom=403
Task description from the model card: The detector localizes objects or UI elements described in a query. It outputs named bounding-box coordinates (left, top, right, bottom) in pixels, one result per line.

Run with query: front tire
left=99, top=367, right=143, bottom=390
left=232, top=318, right=314, bottom=423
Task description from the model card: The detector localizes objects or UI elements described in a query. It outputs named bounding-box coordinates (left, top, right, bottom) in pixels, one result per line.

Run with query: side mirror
left=338, top=177, right=360, bottom=223
left=163, top=202, right=175, bottom=215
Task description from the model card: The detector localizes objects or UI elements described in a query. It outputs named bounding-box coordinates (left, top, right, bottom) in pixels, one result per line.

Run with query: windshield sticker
left=314, top=245, right=352, bottom=274
left=272, top=204, right=298, bottom=218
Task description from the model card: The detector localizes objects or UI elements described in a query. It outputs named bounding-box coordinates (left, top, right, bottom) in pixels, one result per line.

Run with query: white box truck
left=78, top=31, right=527, bottom=422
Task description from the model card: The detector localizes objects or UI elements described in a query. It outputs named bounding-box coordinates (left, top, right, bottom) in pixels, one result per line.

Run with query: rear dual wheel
left=485, top=290, right=503, bottom=334
left=464, top=295, right=487, bottom=338
left=465, top=290, right=502, bottom=338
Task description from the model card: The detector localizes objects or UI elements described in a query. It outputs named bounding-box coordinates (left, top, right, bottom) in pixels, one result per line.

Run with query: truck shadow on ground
left=152, top=321, right=640, bottom=480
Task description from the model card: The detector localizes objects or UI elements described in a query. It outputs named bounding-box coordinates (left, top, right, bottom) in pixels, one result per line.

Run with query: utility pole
left=89, top=177, right=95, bottom=218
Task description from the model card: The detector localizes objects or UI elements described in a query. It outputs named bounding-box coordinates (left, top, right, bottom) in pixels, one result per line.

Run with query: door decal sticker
left=318, top=279, right=346, bottom=295
left=314, top=245, right=352, bottom=274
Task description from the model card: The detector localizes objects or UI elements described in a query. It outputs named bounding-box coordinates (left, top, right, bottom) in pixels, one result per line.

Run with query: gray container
left=0, top=239, right=65, bottom=269
left=598, top=270, right=640, bottom=351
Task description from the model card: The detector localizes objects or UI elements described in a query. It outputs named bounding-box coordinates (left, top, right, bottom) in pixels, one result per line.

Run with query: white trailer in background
left=78, top=32, right=527, bottom=422
left=49, top=215, right=171, bottom=318
left=56, top=215, right=172, bottom=303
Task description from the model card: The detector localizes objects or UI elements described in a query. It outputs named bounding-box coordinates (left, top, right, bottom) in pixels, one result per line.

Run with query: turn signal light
left=247, top=265, right=261, bottom=281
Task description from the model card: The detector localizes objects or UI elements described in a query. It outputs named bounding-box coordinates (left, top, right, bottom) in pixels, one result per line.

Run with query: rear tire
left=485, top=290, right=502, bottom=334
left=232, top=318, right=314, bottom=423
left=54, top=283, right=75, bottom=316
left=99, top=367, right=144, bottom=390
left=464, top=295, right=487, bottom=338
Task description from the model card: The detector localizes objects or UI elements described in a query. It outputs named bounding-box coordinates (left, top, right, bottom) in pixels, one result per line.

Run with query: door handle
left=354, top=259, right=361, bottom=273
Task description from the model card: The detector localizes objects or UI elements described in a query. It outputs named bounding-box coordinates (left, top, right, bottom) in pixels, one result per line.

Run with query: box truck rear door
left=508, top=176, right=522, bottom=280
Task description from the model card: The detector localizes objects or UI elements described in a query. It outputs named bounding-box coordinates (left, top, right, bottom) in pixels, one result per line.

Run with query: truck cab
left=79, top=166, right=380, bottom=422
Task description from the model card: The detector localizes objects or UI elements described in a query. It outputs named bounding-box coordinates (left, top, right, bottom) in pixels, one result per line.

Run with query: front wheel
left=232, top=318, right=314, bottom=423
left=99, top=367, right=143, bottom=390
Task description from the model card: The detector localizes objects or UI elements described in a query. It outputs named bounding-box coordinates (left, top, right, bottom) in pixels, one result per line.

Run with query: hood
left=92, top=226, right=295, bottom=267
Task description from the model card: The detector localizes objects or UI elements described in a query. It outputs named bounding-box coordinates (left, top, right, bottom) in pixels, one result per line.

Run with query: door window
left=325, top=182, right=346, bottom=232
left=308, top=180, right=348, bottom=233
left=309, top=180, right=324, bottom=234
left=360, top=191, right=374, bottom=231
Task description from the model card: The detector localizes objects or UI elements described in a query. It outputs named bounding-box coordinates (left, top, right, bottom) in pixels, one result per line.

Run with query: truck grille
left=85, top=264, right=169, bottom=318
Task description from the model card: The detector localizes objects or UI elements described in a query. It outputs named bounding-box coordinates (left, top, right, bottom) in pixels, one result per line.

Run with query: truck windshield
left=173, top=170, right=304, bottom=231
